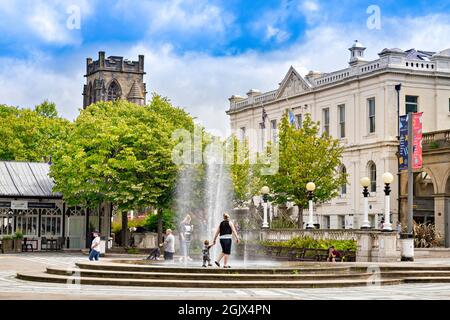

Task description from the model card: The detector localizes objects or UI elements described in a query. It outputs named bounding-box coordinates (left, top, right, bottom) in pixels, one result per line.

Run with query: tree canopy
left=50, top=96, right=194, bottom=212
left=0, top=102, right=70, bottom=162
left=264, top=112, right=347, bottom=226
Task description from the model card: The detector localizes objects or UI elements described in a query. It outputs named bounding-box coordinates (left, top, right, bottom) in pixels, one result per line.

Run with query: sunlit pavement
left=2, top=252, right=450, bottom=300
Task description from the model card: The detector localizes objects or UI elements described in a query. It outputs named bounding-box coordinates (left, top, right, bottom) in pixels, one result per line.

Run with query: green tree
left=34, top=100, right=58, bottom=118
left=50, top=97, right=194, bottom=246
left=0, top=104, right=70, bottom=162
left=265, top=112, right=347, bottom=228
left=229, top=135, right=263, bottom=207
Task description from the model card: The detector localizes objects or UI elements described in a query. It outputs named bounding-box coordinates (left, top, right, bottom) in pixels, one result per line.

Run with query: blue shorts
left=220, top=239, right=232, bottom=255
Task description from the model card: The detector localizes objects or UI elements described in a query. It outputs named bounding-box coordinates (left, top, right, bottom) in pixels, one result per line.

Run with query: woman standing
left=179, top=214, right=194, bottom=262
left=213, top=213, right=240, bottom=268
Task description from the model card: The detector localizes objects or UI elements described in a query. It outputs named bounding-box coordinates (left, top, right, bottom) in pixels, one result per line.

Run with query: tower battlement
left=83, top=51, right=147, bottom=108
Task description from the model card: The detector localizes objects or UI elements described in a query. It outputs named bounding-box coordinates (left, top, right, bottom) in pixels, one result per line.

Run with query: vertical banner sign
left=412, top=112, right=423, bottom=169
left=399, top=115, right=408, bottom=171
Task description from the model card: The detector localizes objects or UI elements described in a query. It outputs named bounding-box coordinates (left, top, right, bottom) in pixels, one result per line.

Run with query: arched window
left=340, top=165, right=347, bottom=196
left=107, top=80, right=121, bottom=101
left=368, top=161, right=377, bottom=193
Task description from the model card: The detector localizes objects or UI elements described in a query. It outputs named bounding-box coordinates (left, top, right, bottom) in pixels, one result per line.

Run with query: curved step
left=75, top=262, right=352, bottom=274
left=16, top=271, right=403, bottom=288
left=46, top=267, right=371, bottom=281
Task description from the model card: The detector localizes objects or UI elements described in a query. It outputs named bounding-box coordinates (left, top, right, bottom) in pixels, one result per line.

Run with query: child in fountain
left=202, top=240, right=214, bottom=267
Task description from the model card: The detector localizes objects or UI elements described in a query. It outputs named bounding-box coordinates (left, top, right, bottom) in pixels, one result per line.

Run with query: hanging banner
left=399, top=115, right=408, bottom=171
left=412, top=112, right=423, bottom=169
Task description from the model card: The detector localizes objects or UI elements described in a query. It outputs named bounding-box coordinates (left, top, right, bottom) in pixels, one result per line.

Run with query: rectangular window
left=322, top=108, right=330, bottom=135
left=259, top=122, right=265, bottom=152
left=296, top=114, right=302, bottom=129
left=405, top=95, right=418, bottom=114
left=323, top=216, right=330, bottom=229
left=271, top=120, right=278, bottom=143
left=339, top=216, right=345, bottom=229
left=239, top=127, right=246, bottom=141
left=448, top=98, right=450, bottom=112
left=368, top=98, right=376, bottom=133
left=338, top=104, right=345, bottom=138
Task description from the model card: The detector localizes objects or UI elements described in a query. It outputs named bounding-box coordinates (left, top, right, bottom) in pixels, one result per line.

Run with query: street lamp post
left=360, top=177, right=371, bottom=229
left=261, top=186, right=270, bottom=229
left=306, top=182, right=316, bottom=229
left=382, top=172, right=394, bottom=232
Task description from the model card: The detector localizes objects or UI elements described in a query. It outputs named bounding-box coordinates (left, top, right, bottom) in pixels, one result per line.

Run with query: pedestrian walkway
left=2, top=253, right=450, bottom=299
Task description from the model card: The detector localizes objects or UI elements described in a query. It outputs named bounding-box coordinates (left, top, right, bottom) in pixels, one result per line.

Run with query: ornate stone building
left=82, top=51, right=147, bottom=108
left=226, top=41, right=450, bottom=235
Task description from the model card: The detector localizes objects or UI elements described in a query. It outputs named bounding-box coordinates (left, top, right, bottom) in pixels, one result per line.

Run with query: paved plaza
left=0, top=252, right=450, bottom=300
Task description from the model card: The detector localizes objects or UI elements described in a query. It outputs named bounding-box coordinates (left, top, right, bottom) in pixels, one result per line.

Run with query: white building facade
left=226, top=41, right=450, bottom=229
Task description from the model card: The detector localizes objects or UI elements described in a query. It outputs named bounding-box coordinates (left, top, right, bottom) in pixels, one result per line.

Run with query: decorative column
left=382, top=172, right=394, bottom=232
left=306, top=182, right=316, bottom=229
left=360, top=177, right=371, bottom=229
left=261, top=186, right=270, bottom=229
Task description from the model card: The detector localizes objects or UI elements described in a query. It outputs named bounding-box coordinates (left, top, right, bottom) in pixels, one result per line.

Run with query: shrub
left=414, top=221, right=442, bottom=248
left=128, top=217, right=146, bottom=229
left=127, top=247, right=140, bottom=254
left=2, top=235, right=13, bottom=241
left=112, top=221, right=121, bottom=234
left=13, top=230, right=24, bottom=240
left=143, top=208, right=175, bottom=232
left=260, top=236, right=356, bottom=251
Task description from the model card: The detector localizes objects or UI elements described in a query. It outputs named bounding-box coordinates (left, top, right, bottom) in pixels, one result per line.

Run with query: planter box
left=14, top=240, right=22, bottom=253
left=1, top=239, right=14, bottom=253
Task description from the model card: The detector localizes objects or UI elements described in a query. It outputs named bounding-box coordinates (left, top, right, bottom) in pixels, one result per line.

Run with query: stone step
left=16, top=271, right=403, bottom=288
left=46, top=267, right=370, bottom=281
left=403, top=277, right=450, bottom=283
left=75, top=262, right=353, bottom=274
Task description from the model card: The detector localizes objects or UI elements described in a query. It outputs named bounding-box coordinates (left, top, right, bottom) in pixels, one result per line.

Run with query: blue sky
left=1, top=0, right=450, bottom=134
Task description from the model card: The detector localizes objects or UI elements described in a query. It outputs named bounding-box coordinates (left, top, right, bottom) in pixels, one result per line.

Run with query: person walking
left=88, top=231, right=101, bottom=261
left=179, top=214, right=194, bottom=262
left=213, top=213, right=240, bottom=268
left=162, top=229, right=175, bottom=261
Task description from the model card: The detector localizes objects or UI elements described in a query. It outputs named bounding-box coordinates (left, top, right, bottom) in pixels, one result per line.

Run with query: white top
left=91, top=236, right=101, bottom=252
left=164, top=234, right=175, bottom=253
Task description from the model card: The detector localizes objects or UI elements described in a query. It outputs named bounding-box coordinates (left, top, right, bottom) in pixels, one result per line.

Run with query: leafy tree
left=34, top=100, right=58, bottom=118
left=229, top=135, right=263, bottom=207
left=0, top=104, right=70, bottom=162
left=264, top=112, right=347, bottom=228
left=143, top=209, right=176, bottom=232
left=50, top=97, right=194, bottom=246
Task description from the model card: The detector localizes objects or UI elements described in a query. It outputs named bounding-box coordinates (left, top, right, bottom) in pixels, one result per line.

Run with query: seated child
left=202, top=240, right=214, bottom=267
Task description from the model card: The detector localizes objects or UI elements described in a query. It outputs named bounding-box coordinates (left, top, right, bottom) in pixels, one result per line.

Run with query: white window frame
left=271, top=119, right=278, bottom=144
left=322, top=108, right=330, bottom=135
left=368, top=98, right=376, bottom=133
left=338, top=104, right=345, bottom=138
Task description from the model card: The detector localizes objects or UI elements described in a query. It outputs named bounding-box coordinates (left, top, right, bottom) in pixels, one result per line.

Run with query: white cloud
left=112, top=0, right=235, bottom=39
left=265, top=25, right=290, bottom=44
left=0, top=0, right=93, bottom=45
left=1, top=12, right=450, bottom=138
left=302, top=0, right=319, bottom=12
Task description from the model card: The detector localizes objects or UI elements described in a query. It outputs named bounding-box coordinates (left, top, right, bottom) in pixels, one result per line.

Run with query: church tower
left=82, top=51, right=147, bottom=108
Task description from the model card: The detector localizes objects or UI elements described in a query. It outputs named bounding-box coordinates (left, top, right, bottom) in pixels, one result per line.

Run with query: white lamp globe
left=383, top=172, right=394, bottom=184
left=261, top=186, right=270, bottom=195
left=306, top=182, right=316, bottom=192
left=360, top=177, right=371, bottom=188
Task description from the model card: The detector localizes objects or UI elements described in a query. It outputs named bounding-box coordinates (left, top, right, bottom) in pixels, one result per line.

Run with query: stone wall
left=257, top=229, right=400, bottom=262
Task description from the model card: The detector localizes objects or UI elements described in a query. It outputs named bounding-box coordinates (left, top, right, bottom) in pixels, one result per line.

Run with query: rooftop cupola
left=349, top=40, right=367, bottom=67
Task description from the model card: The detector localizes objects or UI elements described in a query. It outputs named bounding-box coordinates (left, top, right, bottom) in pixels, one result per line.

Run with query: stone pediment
left=276, top=66, right=311, bottom=99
